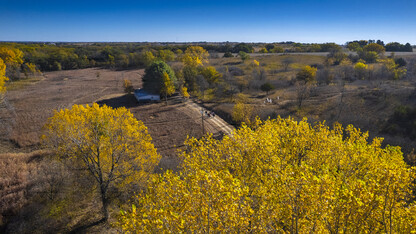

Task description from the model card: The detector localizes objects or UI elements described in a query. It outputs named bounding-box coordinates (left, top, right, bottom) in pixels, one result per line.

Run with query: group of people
left=205, top=110, right=216, bottom=118
left=264, top=96, right=280, bottom=104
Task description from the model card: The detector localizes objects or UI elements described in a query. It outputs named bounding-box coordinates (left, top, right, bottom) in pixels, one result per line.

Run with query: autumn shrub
left=119, top=117, right=416, bottom=233
left=223, top=51, right=233, bottom=58
left=123, top=79, right=134, bottom=94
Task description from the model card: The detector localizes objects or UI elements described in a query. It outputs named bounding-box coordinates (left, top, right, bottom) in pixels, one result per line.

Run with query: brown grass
left=0, top=150, right=48, bottom=227
left=3, top=68, right=144, bottom=148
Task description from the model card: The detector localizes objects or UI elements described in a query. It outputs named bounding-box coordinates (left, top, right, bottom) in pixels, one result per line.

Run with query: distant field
left=2, top=68, right=143, bottom=149
left=217, top=51, right=416, bottom=58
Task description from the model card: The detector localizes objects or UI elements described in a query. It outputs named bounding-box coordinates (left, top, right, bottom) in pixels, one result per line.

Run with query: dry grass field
left=2, top=68, right=144, bottom=149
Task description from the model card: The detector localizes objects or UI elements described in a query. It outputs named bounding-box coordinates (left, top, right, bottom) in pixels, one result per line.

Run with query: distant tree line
left=347, top=40, right=413, bottom=52
left=0, top=40, right=413, bottom=76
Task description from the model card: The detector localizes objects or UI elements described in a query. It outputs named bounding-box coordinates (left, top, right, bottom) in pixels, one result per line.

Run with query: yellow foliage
left=380, top=58, right=407, bottom=80
left=0, top=58, right=8, bottom=95
left=354, top=62, right=368, bottom=80
left=296, top=65, right=317, bottom=83
left=354, top=62, right=368, bottom=70
left=253, top=59, right=260, bottom=66
left=234, top=93, right=249, bottom=103
left=259, top=48, right=268, bottom=53
left=182, top=46, right=209, bottom=67
left=161, top=72, right=175, bottom=97
left=180, top=86, right=190, bottom=99
left=0, top=47, right=24, bottom=65
left=119, top=117, right=416, bottom=233
left=143, top=51, right=156, bottom=67
left=123, top=79, right=134, bottom=94
left=232, top=102, right=254, bottom=126
left=200, top=66, right=222, bottom=84
left=119, top=170, right=252, bottom=233
left=22, top=62, right=40, bottom=78
left=42, top=103, right=160, bottom=193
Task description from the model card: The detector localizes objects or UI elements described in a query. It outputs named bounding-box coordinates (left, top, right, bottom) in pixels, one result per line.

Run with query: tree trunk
left=100, top=185, right=109, bottom=221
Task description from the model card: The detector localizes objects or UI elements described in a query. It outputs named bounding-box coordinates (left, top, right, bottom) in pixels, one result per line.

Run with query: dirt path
left=180, top=100, right=234, bottom=137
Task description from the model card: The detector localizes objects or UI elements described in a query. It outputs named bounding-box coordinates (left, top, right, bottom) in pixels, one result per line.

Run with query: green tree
left=347, top=42, right=362, bottom=52
left=238, top=51, right=250, bottom=62
left=182, top=65, right=199, bottom=92
left=42, top=104, right=160, bottom=221
left=223, top=51, right=234, bottom=58
left=232, top=43, right=254, bottom=53
left=271, top=46, right=284, bottom=53
left=404, top=43, right=413, bottom=52
left=143, top=61, right=177, bottom=93
left=265, top=44, right=275, bottom=51
left=395, top=57, right=407, bottom=67
left=260, top=82, right=274, bottom=95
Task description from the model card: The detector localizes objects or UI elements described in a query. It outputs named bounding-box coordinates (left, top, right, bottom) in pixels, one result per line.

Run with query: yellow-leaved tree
left=200, top=66, right=222, bottom=85
left=380, top=58, right=407, bottom=80
left=0, top=47, right=24, bottom=80
left=232, top=102, right=254, bottom=126
left=0, top=47, right=24, bottom=65
left=0, top=58, right=8, bottom=97
left=180, top=86, right=190, bottom=100
left=354, top=62, right=368, bottom=79
left=296, top=65, right=317, bottom=84
left=160, top=72, right=175, bottom=105
left=42, top=103, right=160, bottom=221
left=182, top=46, right=209, bottom=67
left=119, top=117, right=416, bottom=233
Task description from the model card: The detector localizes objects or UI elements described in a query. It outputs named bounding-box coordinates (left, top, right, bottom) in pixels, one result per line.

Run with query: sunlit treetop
left=119, top=117, right=416, bottom=233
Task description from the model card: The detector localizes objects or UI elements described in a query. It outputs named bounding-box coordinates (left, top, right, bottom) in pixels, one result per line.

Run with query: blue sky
left=1, top=0, right=415, bottom=44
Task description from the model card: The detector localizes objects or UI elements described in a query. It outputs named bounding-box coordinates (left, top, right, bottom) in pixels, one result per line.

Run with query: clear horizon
left=1, top=0, right=415, bottom=45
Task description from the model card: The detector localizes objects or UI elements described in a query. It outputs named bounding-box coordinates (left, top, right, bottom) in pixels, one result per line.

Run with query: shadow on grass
left=224, top=61, right=242, bottom=66
left=69, top=217, right=106, bottom=234
left=97, top=94, right=138, bottom=109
